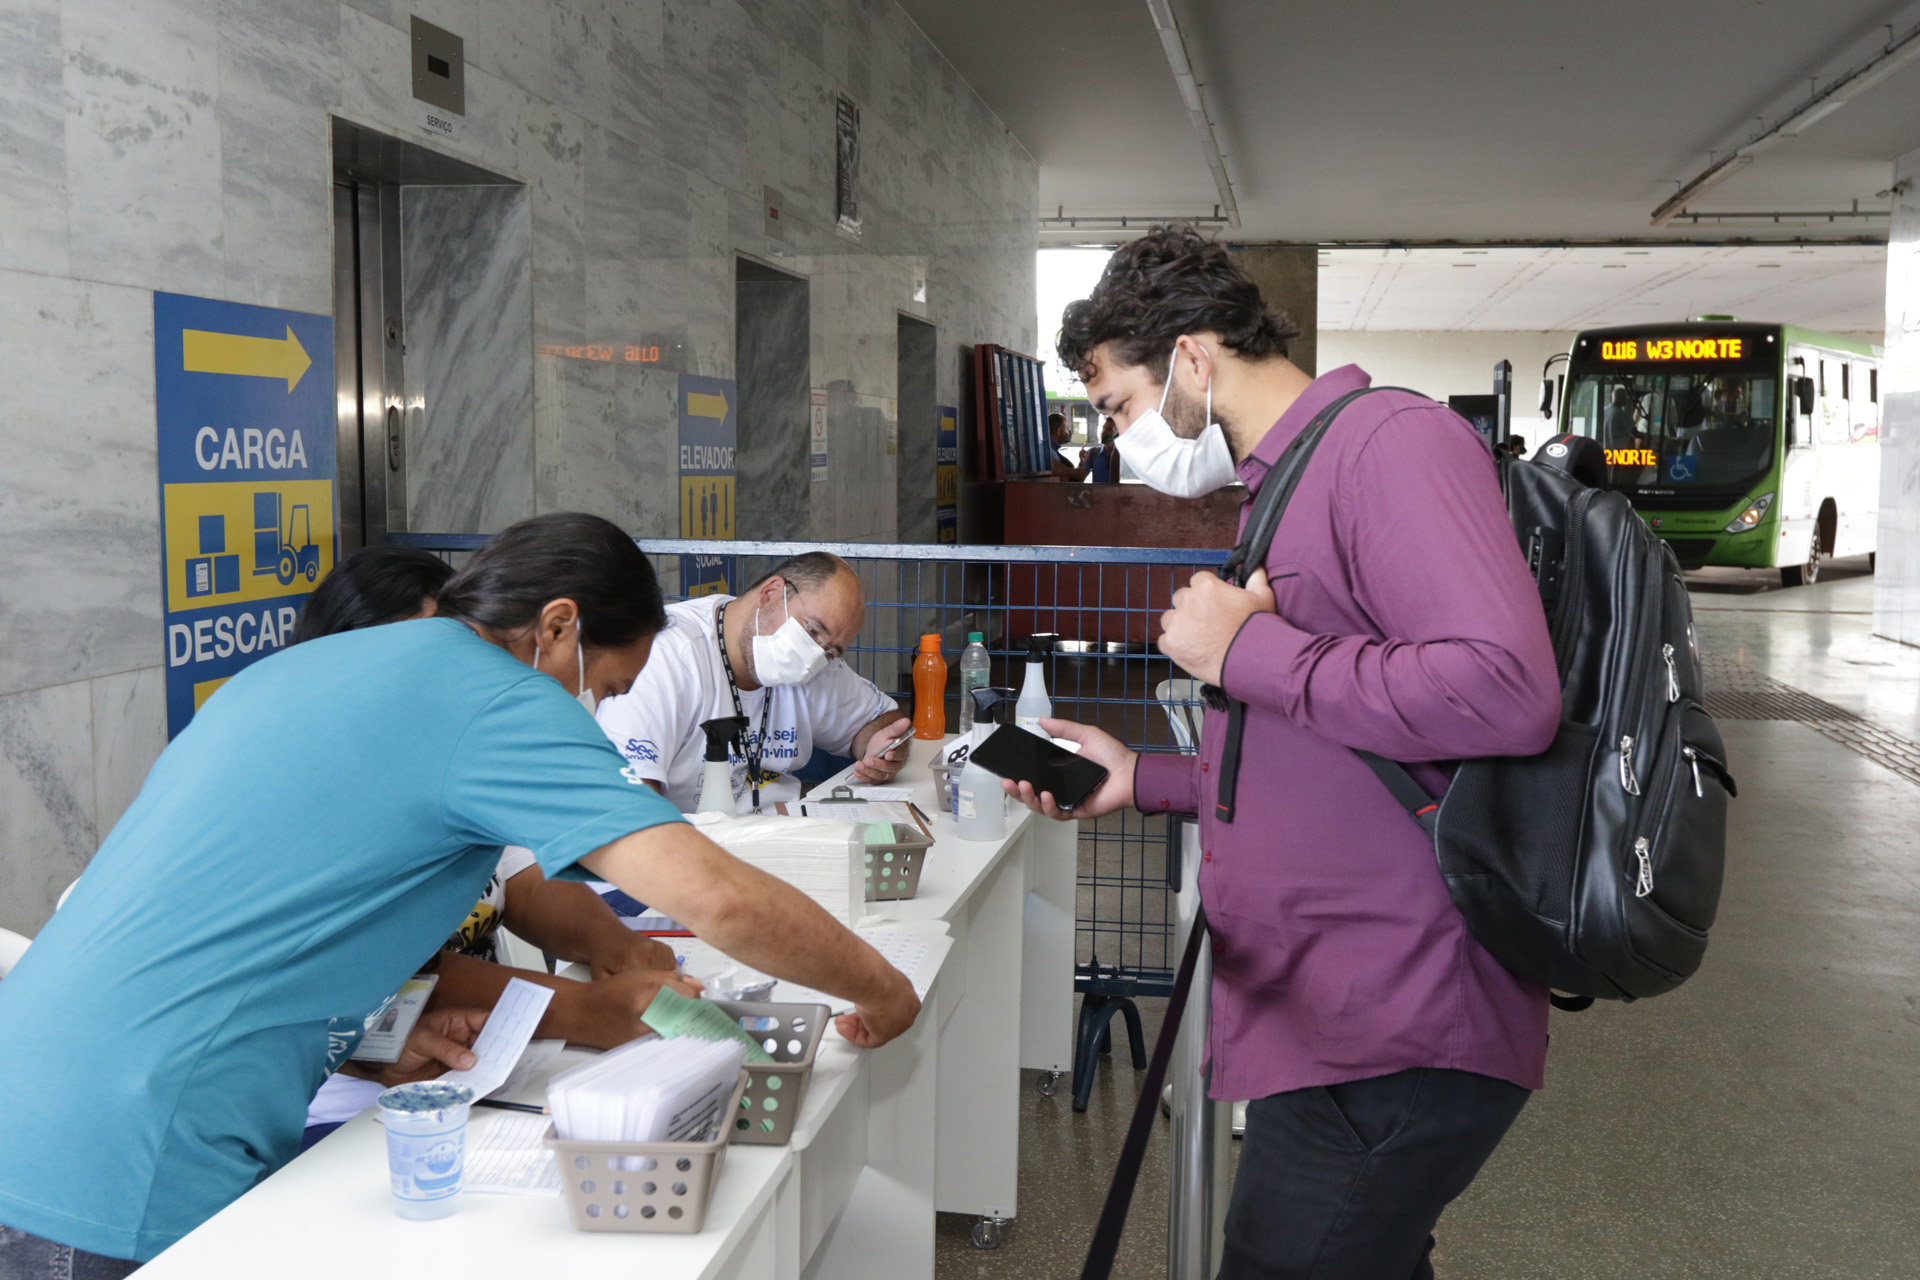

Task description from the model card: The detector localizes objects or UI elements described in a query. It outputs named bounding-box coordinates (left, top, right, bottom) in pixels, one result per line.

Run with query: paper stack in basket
left=687, top=812, right=864, bottom=926
left=547, top=1036, right=745, bottom=1143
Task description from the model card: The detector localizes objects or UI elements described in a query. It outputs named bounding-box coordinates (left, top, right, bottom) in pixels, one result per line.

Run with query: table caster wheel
left=972, top=1217, right=1006, bottom=1250
left=1036, top=1071, right=1059, bottom=1097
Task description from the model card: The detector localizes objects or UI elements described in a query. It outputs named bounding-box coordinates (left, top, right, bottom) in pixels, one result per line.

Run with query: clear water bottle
left=957, top=631, right=990, bottom=733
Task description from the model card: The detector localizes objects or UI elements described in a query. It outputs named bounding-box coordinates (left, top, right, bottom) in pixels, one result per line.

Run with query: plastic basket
left=715, top=999, right=830, bottom=1144
left=544, top=1073, right=747, bottom=1232
left=863, top=822, right=933, bottom=900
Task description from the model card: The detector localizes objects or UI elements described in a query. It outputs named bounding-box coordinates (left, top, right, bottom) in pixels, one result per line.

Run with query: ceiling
left=1322, top=244, right=1889, bottom=331
left=899, top=0, right=1920, bottom=244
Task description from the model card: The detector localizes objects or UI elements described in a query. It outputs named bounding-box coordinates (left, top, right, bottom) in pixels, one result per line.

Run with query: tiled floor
left=936, top=557, right=1920, bottom=1279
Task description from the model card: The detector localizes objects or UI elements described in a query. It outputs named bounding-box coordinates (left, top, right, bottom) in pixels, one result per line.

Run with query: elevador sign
left=154, top=292, right=336, bottom=737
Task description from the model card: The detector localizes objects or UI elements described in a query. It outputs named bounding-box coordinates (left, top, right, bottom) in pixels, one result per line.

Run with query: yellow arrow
left=687, top=390, right=730, bottom=419
left=182, top=326, right=312, bottom=392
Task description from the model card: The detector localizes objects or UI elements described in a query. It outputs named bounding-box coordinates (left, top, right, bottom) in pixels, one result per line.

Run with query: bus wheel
left=1782, top=543, right=1823, bottom=588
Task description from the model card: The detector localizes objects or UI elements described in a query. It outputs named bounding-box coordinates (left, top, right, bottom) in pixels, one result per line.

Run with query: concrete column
left=1876, top=149, right=1920, bottom=645
left=1231, top=245, right=1318, bottom=376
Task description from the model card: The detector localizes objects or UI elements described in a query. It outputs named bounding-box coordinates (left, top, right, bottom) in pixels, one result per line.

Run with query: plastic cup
left=376, top=1081, right=476, bottom=1220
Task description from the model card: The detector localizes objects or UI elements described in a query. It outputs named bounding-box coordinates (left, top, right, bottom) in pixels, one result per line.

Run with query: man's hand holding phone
left=999, top=718, right=1136, bottom=820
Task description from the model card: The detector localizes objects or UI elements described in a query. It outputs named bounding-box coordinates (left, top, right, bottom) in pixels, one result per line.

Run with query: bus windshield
left=1565, top=370, right=1778, bottom=498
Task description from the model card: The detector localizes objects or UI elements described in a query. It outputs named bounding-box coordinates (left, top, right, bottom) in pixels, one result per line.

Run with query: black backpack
left=1211, top=393, right=1738, bottom=1006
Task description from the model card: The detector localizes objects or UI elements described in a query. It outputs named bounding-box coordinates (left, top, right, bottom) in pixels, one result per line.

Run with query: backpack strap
left=1210, top=387, right=1390, bottom=822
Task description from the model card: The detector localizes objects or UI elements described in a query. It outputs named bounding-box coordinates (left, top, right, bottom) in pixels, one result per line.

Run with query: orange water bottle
left=912, top=634, right=948, bottom=739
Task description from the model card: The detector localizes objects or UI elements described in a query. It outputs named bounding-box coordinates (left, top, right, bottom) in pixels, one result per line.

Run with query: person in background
left=1085, top=416, right=1121, bottom=483
left=0, top=513, right=918, bottom=1275
left=597, top=551, right=909, bottom=814
left=294, top=544, right=692, bottom=1052
left=1013, top=226, right=1559, bottom=1280
left=1049, top=411, right=1091, bottom=481
left=1499, top=433, right=1528, bottom=459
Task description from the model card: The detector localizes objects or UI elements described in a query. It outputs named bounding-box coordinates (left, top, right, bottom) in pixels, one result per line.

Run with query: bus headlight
left=1725, top=492, right=1774, bottom=533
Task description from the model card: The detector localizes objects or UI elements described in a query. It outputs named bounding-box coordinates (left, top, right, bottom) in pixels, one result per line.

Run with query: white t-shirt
left=596, top=595, right=898, bottom=813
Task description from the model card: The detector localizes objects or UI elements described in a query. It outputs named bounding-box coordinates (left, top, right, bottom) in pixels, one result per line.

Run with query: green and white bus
left=1552, top=320, right=1881, bottom=586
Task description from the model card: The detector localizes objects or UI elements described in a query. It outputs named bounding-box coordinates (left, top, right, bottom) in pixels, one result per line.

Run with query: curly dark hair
left=1056, top=224, right=1300, bottom=381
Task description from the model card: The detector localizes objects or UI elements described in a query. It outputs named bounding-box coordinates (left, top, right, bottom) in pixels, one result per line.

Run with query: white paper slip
left=438, top=978, right=555, bottom=1099
left=494, top=1039, right=565, bottom=1099
left=465, top=1113, right=561, bottom=1195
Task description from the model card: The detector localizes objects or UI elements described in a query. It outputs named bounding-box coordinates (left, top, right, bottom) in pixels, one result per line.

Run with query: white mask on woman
left=535, top=618, right=599, bottom=713
left=751, top=596, right=829, bottom=686
left=1112, top=348, right=1239, bottom=499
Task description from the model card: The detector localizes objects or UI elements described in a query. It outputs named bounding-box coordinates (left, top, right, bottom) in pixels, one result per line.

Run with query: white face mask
left=535, top=618, right=598, bottom=714
left=750, top=595, right=829, bottom=686
left=1111, top=348, right=1239, bottom=499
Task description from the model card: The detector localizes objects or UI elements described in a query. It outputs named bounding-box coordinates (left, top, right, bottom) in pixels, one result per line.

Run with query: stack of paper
left=688, top=812, right=864, bottom=927
left=547, top=1036, right=745, bottom=1143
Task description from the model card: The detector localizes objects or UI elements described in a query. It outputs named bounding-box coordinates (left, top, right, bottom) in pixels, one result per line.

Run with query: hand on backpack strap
left=1159, top=568, right=1277, bottom=688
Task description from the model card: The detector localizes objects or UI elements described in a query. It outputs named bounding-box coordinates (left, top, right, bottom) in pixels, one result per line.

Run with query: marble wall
left=0, top=0, right=1037, bottom=933
left=402, top=184, right=536, bottom=533
left=735, top=268, right=813, bottom=541
left=895, top=314, right=938, bottom=544
left=1874, top=150, right=1920, bottom=647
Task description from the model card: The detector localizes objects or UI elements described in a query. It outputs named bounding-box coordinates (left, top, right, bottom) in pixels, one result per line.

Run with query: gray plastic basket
left=544, top=1072, right=747, bottom=1233
left=714, top=999, right=830, bottom=1144
left=863, top=822, right=933, bottom=900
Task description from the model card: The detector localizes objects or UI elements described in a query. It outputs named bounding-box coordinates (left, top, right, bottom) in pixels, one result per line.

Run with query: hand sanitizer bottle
left=696, top=716, right=748, bottom=815
left=956, top=688, right=1011, bottom=841
left=1015, top=637, right=1052, bottom=735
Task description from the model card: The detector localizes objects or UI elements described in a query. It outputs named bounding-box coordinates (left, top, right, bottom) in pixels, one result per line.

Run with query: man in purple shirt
left=1012, top=226, right=1561, bottom=1279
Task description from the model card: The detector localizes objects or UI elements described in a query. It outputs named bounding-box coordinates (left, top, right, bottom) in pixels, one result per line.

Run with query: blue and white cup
left=376, top=1081, right=476, bottom=1220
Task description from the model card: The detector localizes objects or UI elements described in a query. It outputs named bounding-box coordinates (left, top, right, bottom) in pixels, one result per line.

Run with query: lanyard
left=715, top=604, right=773, bottom=809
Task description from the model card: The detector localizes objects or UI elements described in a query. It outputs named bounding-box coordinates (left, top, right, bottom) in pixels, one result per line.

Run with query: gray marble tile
left=218, top=0, right=338, bottom=311
left=735, top=270, right=811, bottom=540
left=611, top=363, right=680, bottom=538
left=0, top=0, right=68, bottom=275
left=470, top=0, right=554, bottom=102
left=401, top=184, right=536, bottom=533
left=0, top=681, right=98, bottom=936
left=90, top=665, right=165, bottom=841
left=0, top=272, right=163, bottom=696
left=61, top=0, right=224, bottom=295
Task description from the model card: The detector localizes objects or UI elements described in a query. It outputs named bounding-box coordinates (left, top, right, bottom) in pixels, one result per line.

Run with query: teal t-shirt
left=0, top=618, right=683, bottom=1260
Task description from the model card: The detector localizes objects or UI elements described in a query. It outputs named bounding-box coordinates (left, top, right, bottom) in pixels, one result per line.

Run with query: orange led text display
left=1600, top=337, right=1744, bottom=362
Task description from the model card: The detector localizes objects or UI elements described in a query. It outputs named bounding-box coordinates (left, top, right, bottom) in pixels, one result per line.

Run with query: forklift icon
left=252, top=492, right=320, bottom=586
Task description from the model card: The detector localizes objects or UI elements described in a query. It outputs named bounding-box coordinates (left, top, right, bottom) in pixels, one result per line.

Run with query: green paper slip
left=862, top=821, right=896, bottom=845
left=643, top=986, right=774, bottom=1063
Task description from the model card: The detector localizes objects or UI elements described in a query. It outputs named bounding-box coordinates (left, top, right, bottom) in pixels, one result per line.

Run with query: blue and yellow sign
left=678, top=373, right=736, bottom=596
left=936, top=405, right=958, bottom=544
left=155, top=292, right=335, bottom=736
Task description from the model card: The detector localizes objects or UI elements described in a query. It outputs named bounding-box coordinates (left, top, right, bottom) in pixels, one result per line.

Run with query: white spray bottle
left=696, top=716, right=748, bottom=815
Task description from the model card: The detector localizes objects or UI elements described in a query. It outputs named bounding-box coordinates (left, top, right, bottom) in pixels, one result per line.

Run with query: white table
left=140, top=741, right=1073, bottom=1278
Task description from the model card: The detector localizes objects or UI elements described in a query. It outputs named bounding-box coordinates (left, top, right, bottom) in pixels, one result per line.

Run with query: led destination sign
left=1600, top=337, right=1744, bottom=361
left=1605, top=448, right=1657, bottom=466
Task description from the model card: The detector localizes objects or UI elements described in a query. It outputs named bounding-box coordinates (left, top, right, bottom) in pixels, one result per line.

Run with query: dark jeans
left=0, top=1225, right=141, bottom=1279
left=1219, top=1067, right=1529, bottom=1280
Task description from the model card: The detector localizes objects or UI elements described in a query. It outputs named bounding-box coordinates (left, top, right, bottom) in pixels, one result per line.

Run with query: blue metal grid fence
left=390, top=534, right=1227, bottom=1078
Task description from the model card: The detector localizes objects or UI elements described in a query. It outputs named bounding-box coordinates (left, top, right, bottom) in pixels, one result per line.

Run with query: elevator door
left=331, top=178, right=407, bottom=554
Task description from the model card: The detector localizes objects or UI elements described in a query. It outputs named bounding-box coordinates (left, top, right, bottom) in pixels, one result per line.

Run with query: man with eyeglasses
left=596, top=551, right=909, bottom=813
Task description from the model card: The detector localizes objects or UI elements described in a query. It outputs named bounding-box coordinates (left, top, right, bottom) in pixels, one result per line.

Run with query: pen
left=474, top=1098, right=549, bottom=1115
left=862, top=722, right=911, bottom=763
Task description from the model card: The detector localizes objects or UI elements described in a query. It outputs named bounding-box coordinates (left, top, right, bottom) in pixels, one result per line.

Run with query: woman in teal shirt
left=0, top=513, right=917, bottom=1274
